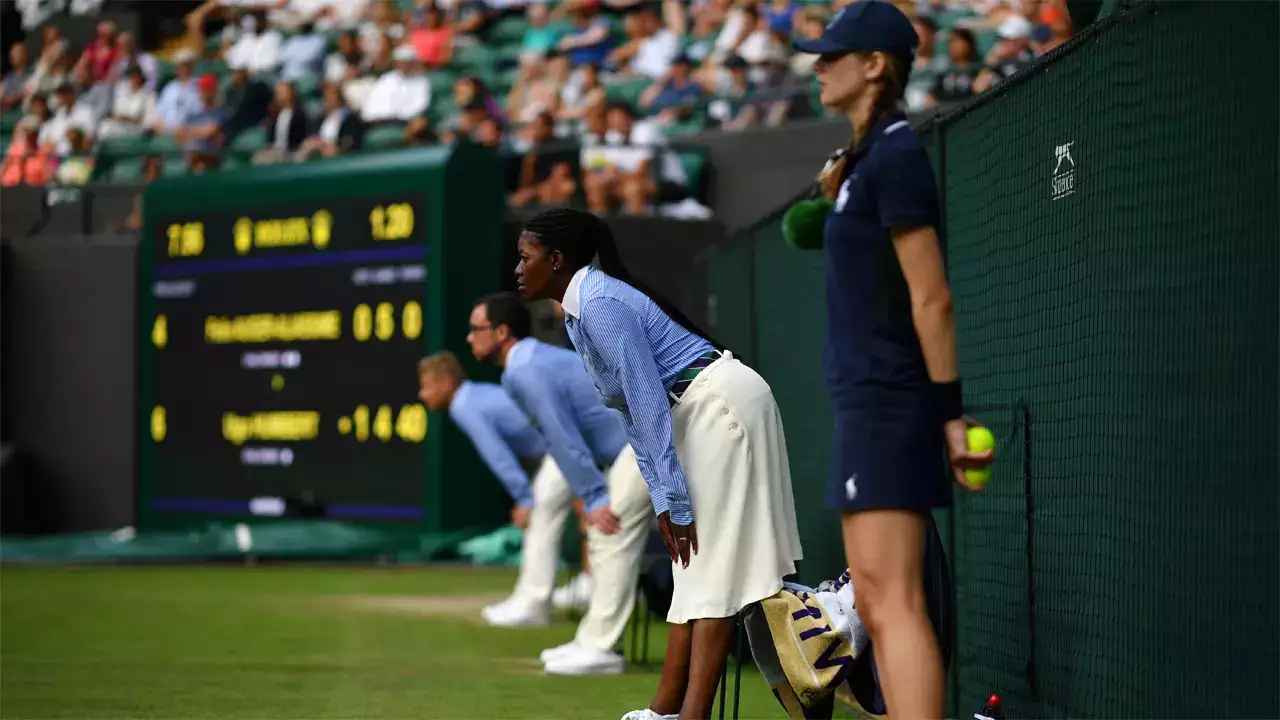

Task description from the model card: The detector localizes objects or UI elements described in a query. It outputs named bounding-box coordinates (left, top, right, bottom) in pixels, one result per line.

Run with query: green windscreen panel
left=137, top=145, right=508, bottom=535
left=943, top=2, right=1279, bottom=717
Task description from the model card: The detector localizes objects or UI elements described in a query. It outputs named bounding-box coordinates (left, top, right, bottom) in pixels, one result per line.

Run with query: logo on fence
left=1052, top=142, right=1076, bottom=200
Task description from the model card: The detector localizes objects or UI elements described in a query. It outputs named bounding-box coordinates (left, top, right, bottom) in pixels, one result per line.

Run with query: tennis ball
left=781, top=198, right=832, bottom=251
left=964, top=426, right=995, bottom=487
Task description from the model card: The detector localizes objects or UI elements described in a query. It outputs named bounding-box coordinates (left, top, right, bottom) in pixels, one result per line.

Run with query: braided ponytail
left=820, top=51, right=908, bottom=202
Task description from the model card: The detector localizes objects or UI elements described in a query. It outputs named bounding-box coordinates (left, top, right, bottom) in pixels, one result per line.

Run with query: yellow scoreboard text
left=198, top=302, right=422, bottom=345
left=234, top=210, right=333, bottom=255
left=222, top=411, right=321, bottom=445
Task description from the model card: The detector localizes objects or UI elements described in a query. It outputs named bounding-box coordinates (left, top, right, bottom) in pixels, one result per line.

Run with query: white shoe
left=621, top=711, right=678, bottom=720
left=543, top=645, right=625, bottom=675
left=482, top=598, right=549, bottom=628
left=551, top=572, right=594, bottom=611
left=539, top=641, right=579, bottom=664
left=480, top=597, right=516, bottom=624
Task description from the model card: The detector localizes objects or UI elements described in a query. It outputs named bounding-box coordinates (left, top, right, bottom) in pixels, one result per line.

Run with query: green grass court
left=1, top=565, right=787, bottom=719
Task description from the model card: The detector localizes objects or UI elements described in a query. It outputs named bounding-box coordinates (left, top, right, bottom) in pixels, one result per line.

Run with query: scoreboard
left=137, top=145, right=507, bottom=532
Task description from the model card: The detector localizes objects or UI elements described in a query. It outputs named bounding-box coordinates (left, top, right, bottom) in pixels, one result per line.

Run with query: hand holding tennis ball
left=945, top=418, right=994, bottom=491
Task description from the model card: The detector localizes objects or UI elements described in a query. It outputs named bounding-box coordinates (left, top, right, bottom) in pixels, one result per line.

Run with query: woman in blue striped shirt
left=515, top=208, right=803, bottom=720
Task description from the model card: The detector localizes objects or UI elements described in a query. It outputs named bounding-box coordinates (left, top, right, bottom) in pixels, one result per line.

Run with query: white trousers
left=573, top=444, right=654, bottom=652
left=511, top=456, right=574, bottom=606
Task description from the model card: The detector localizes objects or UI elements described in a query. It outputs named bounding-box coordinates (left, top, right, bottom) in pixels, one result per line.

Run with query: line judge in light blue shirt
left=417, top=349, right=593, bottom=629
left=468, top=292, right=655, bottom=677
left=513, top=208, right=803, bottom=720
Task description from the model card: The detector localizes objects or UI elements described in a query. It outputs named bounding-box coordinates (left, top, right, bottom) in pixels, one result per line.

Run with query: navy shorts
left=825, top=395, right=952, bottom=513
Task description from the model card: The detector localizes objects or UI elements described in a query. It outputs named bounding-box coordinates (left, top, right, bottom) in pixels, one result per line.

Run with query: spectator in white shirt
left=581, top=100, right=686, bottom=214
left=361, top=44, right=431, bottom=124
left=98, top=66, right=157, bottom=139
left=152, top=50, right=202, bottom=133
left=279, top=21, right=327, bottom=80
left=107, top=32, right=157, bottom=91
left=324, top=30, right=365, bottom=84
left=359, top=0, right=406, bottom=56
left=254, top=81, right=310, bottom=164
left=223, top=12, right=283, bottom=74
left=606, top=5, right=679, bottom=81
left=298, top=83, right=365, bottom=160
left=41, top=83, right=99, bottom=154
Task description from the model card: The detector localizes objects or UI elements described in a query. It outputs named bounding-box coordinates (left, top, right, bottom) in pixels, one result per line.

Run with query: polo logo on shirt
left=834, top=177, right=853, bottom=213
left=1051, top=141, right=1076, bottom=201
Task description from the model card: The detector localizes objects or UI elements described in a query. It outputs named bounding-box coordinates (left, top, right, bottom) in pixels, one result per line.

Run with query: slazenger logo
left=1052, top=141, right=1075, bottom=200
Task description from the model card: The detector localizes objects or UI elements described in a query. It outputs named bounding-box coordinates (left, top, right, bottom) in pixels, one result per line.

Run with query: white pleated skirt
left=666, top=352, right=804, bottom=624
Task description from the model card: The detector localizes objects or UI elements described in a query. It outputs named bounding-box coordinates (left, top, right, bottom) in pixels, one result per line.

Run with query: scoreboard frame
left=137, top=144, right=507, bottom=533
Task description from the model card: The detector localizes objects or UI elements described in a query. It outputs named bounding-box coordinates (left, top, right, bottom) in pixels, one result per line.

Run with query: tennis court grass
left=1, top=565, right=784, bottom=719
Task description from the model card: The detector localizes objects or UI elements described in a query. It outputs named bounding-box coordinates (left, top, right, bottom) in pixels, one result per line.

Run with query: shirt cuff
left=648, top=486, right=669, bottom=518
left=667, top=500, right=694, bottom=527
left=580, top=484, right=610, bottom=514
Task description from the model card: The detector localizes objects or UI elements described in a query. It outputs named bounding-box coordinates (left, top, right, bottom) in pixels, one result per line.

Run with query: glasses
left=469, top=324, right=497, bottom=332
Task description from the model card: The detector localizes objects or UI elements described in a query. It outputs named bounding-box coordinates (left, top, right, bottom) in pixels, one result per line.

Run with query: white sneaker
left=621, top=711, right=678, bottom=720
left=543, top=645, right=625, bottom=676
left=539, top=641, right=579, bottom=664
left=480, top=597, right=516, bottom=624
left=482, top=598, right=549, bottom=628
left=551, top=572, right=594, bottom=611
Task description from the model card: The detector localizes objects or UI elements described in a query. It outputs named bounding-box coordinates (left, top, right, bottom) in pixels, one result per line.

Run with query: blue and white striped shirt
left=448, top=380, right=547, bottom=507
left=561, top=266, right=713, bottom=526
left=502, top=337, right=629, bottom=514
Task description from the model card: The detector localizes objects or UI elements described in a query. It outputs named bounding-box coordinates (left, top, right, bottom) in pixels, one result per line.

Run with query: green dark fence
left=693, top=2, right=1279, bottom=717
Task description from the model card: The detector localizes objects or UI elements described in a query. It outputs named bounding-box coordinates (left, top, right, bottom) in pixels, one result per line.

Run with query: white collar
left=560, top=265, right=590, bottom=319
left=505, top=337, right=536, bottom=369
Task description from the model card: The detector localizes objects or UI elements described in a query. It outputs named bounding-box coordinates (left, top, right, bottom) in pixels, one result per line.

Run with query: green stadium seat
left=488, top=17, right=529, bottom=45
left=111, top=158, right=144, bottom=182
left=163, top=156, right=189, bottom=177
left=605, top=78, right=650, bottom=108
left=365, top=123, right=407, bottom=148
left=1, top=110, right=22, bottom=133
left=677, top=150, right=707, bottom=199
left=452, top=43, right=495, bottom=72
left=98, top=133, right=151, bottom=156
left=304, top=98, right=324, bottom=117
left=665, top=111, right=707, bottom=136
left=428, top=70, right=458, bottom=102
left=293, top=74, right=321, bottom=99
left=229, top=126, right=268, bottom=153
left=194, top=58, right=227, bottom=76
left=149, top=133, right=182, bottom=154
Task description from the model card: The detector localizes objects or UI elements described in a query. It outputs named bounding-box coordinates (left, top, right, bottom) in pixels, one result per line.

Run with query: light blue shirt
left=502, top=337, right=628, bottom=514
left=448, top=380, right=547, bottom=507
left=561, top=265, right=713, bottom=526
left=279, top=33, right=327, bottom=81
left=155, top=77, right=201, bottom=129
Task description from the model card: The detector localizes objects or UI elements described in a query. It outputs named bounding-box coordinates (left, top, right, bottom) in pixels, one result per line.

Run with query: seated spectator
left=606, top=5, right=679, bottom=81
left=639, top=54, right=707, bottom=122
left=152, top=49, right=201, bottom=133
left=25, top=43, right=73, bottom=102
left=173, top=73, right=228, bottom=160
left=973, top=15, right=1035, bottom=93
left=344, top=40, right=393, bottom=111
left=682, top=0, right=729, bottom=64
left=761, top=0, right=797, bottom=36
left=298, top=83, right=366, bottom=159
left=557, top=0, right=613, bottom=68
left=509, top=110, right=578, bottom=208
left=519, top=2, right=562, bottom=65
left=107, top=32, right=157, bottom=91
left=76, top=21, right=118, bottom=83
left=42, top=83, right=99, bottom=154
left=359, top=0, right=406, bottom=55
left=706, top=54, right=753, bottom=128
left=224, top=11, right=283, bottom=74
left=409, top=6, right=454, bottom=68
left=1, top=120, right=51, bottom=187
left=1034, top=4, right=1074, bottom=54
left=2, top=42, right=32, bottom=111
left=580, top=100, right=687, bottom=215
left=22, top=94, right=53, bottom=138
left=219, top=58, right=273, bottom=142
left=324, top=30, right=366, bottom=85
left=254, top=81, right=309, bottom=164
left=402, top=115, right=437, bottom=146
left=927, top=28, right=980, bottom=108
left=361, top=45, right=431, bottom=124
left=912, top=15, right=944, bottom=72
left=54, top=127, right=95, bottom=185
left=68, top=64, right=111, bottom=123
left=278, top=20, right=327, bottom=80
left=576, top=99, right=608, bottom=144
left=439, top=95, right=492, bottom=143
left=451, top=0, right=498, bottom=44
left=451, top=75, right=505, bottom=120
left=557, top=59, right=606, bottom=121
left=508, top=54, right=569, bottom=124
left=474, top=115, right=507, bottom=151
left=99, top=66, right=158, bottom=139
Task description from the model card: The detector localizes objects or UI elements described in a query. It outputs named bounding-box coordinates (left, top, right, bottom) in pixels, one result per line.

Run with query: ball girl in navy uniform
left=794, top=2, right=993, bottom=718
left=514, top=208, right=802, bottom=720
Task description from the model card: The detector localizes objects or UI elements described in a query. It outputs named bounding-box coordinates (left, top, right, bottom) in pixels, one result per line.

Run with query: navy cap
left=793, top=0, right=918, bottom=70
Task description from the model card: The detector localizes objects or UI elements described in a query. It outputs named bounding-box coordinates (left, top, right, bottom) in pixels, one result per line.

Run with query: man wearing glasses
left=467, top=291, right=653, bottom=676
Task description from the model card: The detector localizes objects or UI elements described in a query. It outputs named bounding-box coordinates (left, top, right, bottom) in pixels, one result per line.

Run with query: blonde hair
left=819, top=51, right=909, bottom=201
left=417, top=350, right=466, bottom=385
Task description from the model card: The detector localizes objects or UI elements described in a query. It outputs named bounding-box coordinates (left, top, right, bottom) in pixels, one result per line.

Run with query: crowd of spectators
left=1, top=0, right=1074, bottom=215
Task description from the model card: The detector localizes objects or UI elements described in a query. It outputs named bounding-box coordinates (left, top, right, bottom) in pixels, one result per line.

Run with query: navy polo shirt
left=822, top=113, right=940, bottom=409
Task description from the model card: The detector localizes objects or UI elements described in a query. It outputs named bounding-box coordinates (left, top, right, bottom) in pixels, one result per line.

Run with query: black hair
left=476, top=291, right=532, bottom=339
left=521, top=208, right=727, bottom=352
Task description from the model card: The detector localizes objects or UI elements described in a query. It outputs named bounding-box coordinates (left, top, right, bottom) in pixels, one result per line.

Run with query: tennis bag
left=743, top=517, right=953, bottom=719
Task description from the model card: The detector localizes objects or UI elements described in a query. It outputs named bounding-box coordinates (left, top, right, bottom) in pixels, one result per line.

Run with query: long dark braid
left=523, top=208, right=729, bottom=353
